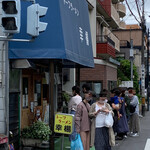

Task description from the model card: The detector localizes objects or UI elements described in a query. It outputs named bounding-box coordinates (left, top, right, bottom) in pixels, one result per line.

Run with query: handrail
left=96, top=35, right=115, bottom=47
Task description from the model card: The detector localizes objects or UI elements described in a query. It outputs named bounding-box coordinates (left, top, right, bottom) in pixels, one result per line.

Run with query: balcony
left=97, top=1, right=120, bottom=29
left=117, top=3, right=126, bottom=18
left=97, top=0, right=111, bottom=18
left=104, top=27, right=120, bottom=52
left=119, top=21, right=126, bottom=29
left=96, top=35, right=116, bottom=58
left=110, top=4, right=120, bottom=28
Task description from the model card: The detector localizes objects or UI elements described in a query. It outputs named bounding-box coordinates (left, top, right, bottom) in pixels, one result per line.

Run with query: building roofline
left=113, top=28, right=142, bottom=32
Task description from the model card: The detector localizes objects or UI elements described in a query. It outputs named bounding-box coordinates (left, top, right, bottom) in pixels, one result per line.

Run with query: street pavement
left=112, top=110, right=150, bottom=150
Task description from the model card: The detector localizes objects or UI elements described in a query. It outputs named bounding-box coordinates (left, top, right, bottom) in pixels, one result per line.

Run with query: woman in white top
left=68, top=86, right=82, bottom=141
left=89, top=91, right=114, bottom=150
left=68, top=86, right=82, bottom=113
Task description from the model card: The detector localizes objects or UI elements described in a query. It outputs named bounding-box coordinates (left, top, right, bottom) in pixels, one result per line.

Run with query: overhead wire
left=125, top=0, right=140, bottom=23
left=125, top=0, right=150, bottom=23
left=135, top=0, right=142, bottom=21
left=123, top=0, right=140, bottom=22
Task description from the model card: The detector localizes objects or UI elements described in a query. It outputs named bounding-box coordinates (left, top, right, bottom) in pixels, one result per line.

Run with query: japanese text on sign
left=79, top=27, right=89, bottom=46
left=54, top=113, right=74, bottom=134
left=64, top=0, right=79, bottom=16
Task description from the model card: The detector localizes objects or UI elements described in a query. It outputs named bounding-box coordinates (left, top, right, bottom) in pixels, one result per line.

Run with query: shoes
left=115, top=136, right=123, bottom=140
left=123, top=135, right=127, bottom=138
left=130, top=133, right=139, bottom=137
left=139, top=114, right=143, bottom=118
left=129, top=132, right=133, bottom=136
left=115, top=142, right=119, bottom=146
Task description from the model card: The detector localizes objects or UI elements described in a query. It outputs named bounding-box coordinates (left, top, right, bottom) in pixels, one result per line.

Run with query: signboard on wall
left=119, top=81, right=133, bottom=88
left=54, top=113, right=74, bottom=134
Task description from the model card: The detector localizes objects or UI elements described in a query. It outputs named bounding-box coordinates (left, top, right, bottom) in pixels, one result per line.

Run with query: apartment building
left=80, top=0, right=126, bottom=94
left=113, top=24, right=143, bottom=83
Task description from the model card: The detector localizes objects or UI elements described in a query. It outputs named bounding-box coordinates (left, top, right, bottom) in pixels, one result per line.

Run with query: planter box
left=22, top=138, right=42, bottom=147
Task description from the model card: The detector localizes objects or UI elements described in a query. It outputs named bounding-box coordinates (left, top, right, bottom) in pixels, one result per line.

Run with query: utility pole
left=141, top=0, right=146, bottom=116
left=130, top=39, right=134, bottom=81
left=147, top=29, right=149, bottom=111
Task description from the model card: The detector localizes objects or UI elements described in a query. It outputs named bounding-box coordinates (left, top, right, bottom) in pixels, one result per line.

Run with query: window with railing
left=96, top=35, right=115, bottom=48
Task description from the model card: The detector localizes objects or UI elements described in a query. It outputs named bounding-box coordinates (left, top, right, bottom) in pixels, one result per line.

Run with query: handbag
left=109, top=127, right=115, bottom=146
left=129, top=104, right=136, bottom=113
left=105, top=112, right=114, bottom=127
left=71, top=134, right=84, bottom=150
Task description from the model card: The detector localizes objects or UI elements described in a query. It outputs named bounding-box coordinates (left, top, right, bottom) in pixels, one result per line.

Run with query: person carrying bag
left=128, top=89, right=140, bottom=137
left=89, top=91, right=115, bottom=150
left=75, top=91, right=91, bottom=150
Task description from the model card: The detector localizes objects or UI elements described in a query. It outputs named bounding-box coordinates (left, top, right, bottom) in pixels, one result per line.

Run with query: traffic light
left=27, top=4, right=48, bottom=37
left=1, top=0, right=21, bottom=33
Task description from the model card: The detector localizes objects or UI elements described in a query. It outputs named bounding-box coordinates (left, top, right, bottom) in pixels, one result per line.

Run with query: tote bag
left=105, top=112, right=114, bottom=128
left=71, top=134, right=84, bottom=150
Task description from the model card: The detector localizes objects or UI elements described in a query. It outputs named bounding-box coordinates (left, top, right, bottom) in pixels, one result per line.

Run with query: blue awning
left=9, top=0, right=94, bottom=68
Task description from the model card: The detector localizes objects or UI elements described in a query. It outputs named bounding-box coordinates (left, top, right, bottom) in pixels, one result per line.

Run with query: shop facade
left=80, top=59, right=118, bottom=97
left=9, top=61, right=70, bottom=149
left=7, top=0, right=94, bottom=149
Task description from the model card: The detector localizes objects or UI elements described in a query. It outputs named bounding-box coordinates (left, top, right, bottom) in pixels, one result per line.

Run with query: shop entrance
left=21, top=70, right=50, bottom=129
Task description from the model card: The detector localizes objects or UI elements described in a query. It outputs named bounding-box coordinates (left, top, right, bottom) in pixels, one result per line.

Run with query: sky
left=123, top=0, right=150, bottom=28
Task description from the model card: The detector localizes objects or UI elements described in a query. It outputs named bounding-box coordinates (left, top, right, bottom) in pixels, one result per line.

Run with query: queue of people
left=68, top=84, right=141, bottom=150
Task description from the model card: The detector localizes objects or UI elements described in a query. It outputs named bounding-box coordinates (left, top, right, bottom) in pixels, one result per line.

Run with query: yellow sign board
left=54, top=113, right=74, bottom=134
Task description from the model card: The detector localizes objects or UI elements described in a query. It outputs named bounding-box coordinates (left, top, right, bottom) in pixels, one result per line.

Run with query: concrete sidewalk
left=112, top=110, right=150, bottom=150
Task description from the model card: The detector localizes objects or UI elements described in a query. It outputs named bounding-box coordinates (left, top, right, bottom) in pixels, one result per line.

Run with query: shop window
left=93, top=83, right=102, bottom=96
left=80, top=81, right=102, bottom=97
left=10, top=69, right=20, bottom=92
left=34, top=80, right=41, bottom=106
left=22, top=77, right=28, bottom=108
left=108, top=81, right=117, bottom=91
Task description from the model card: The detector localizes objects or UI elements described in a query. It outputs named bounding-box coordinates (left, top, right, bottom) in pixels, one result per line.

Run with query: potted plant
left=21, top=121, right=52, bottom=147
left=62, top=91, right=71, bottom=113
left=62, top=91, right=70, bottom=104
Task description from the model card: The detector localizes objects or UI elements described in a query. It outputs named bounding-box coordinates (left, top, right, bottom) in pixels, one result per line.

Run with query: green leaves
left=117, top=59, right=139, bottom=92
left=21, top=121, right=52, bottom=141
left=62, top=91, right=70, bottom=102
